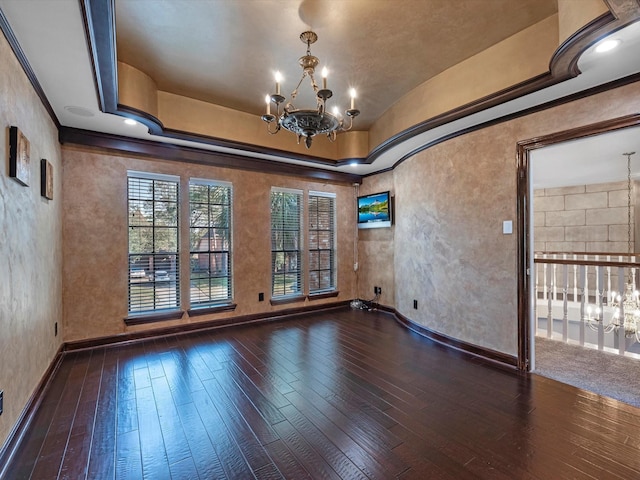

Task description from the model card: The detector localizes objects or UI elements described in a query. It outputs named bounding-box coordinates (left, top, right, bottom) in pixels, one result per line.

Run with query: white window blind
left=271, top=188, right=303, bottom=297
left=127, top=173, right=180, bottom=313
left=189, top=179, right=233, bottom=307
left=308, top=191, right=336, bottom=293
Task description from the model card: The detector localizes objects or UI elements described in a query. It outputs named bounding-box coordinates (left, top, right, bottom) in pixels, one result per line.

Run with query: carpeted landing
left=534, top=336, right=640, bottom=408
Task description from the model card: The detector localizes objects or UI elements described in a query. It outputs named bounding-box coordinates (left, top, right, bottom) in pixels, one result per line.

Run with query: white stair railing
left=533, top=251, right=640, bottom=356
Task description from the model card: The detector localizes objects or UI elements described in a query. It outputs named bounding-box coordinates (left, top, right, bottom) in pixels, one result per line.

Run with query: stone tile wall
left=534, top=181, right=636, bottom=254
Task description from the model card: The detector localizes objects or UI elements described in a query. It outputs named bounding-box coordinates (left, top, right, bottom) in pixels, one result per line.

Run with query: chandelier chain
left=629, top=152, right=632, bottom=258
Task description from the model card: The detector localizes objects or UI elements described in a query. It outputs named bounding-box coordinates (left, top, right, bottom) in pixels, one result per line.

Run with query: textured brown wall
left=364, top=81, right=640, bottom=356
left=0, top=35, right=63, bottom=447
left=61, top=147, right=357, bottom=341
left=356, top=172, right=395, bottom=306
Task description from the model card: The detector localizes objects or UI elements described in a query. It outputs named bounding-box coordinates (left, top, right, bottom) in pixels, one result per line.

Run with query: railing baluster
left=584, top=262, right=589, bottom=306
left=547, top=262, right=553, bottom=339
left=618, top=266, right=626, bottom=356
left=534, top=267, right=539, bottom=336
left=594, top=255, right=602, bottom=305
left=579, top=264, right=585, bottom=347
left=534, top=251, right=640, bottom=356
left=597, top=265, right=604, bottom=351
left=562, top=263, right=568, bottom=342
left=606, top=255, right=611, bottom=305
left=573, top=255, right=578, bottom=302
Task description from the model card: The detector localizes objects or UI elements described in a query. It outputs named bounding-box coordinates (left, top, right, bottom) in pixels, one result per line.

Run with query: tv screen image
left=357, top=191, right=392, bottom=229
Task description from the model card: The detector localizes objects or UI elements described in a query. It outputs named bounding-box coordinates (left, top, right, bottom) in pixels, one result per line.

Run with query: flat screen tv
left=357, top=191, right=392, bottom=229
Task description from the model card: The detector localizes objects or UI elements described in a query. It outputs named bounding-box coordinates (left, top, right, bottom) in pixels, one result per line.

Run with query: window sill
left=270, top=295, right=306, bottom=306
left=124, top=309, right=184, bottom=326
left=307, top=290, right=339, bottom=301
left=188, top=303, right=237, bottom=317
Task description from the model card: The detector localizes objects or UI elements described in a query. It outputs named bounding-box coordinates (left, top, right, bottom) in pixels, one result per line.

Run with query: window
left=271, top=188, right=303, bottom=297
left=189, top=179, right=232, bottom=307
left=308, top=191, right=336, bottom=293
left=127, top=172, right=180, bottom=313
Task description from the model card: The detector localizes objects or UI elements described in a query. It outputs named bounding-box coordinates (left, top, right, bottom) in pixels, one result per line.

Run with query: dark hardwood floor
left=4, top=308, right=640, bottom=479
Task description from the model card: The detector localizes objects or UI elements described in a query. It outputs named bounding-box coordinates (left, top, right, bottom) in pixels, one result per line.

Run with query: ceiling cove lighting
left=124, top=118, right=138, bottom=126
left=261, top=31, right=360, bottom=148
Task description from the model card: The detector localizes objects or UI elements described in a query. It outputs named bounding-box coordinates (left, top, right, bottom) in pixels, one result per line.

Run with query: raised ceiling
left=115, top=0, right=558, bottom=129
left=1, top=0, right=640, bottom=181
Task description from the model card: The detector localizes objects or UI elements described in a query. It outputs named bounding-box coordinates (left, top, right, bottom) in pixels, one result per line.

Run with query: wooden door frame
left=516, top=113, right=640, bottom=371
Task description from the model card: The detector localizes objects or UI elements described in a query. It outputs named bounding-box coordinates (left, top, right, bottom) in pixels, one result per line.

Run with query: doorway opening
left=517, top=114, right=640, bottom=406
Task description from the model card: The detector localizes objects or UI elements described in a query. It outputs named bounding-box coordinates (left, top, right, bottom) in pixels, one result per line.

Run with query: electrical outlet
left=258, top=292, right=264, bottom=302
left=413, top=299, right=418, bottom=309
left=55, top=322, right=58, bottom=336
left=374, top=286, right=382, bottom=295
left=0, top=390, right=3, bottom=415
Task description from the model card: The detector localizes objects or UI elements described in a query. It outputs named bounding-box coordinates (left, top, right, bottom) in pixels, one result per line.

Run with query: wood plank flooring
left=4, top=308, right=640, bottom=479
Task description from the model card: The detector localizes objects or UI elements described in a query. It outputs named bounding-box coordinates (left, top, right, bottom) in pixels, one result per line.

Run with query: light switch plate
left=503, top=220, right=513, bottom=235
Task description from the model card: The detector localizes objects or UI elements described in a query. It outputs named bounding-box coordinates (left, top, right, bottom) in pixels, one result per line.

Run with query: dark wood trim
left=124, top=309, right=185, bottom=326
left=0, top=7, right=59, bottom=128
left=79, top=1, right=368, bottom=175
left=187, top=303, right=237, bottom=317
left=0, top=345, right=64, bottom=478
left=361, top=70, right=640, bottom=178
left=535, top=250, right=640, bottom=256
left=269, top=295, right=306, bottom=306
left=59, top=127, right=362, bottom=184
left=81, top=0, right=117, bottom=113
left=80, top=0, right=640, bottom=176
left=393, top=310, right=518, bottom=368
left=117, top=104, right=165, bottom=135
left=116, top=104, right=357, bottom=171
left=66, top=300, right=351, bottom=351
left=307, top=290, right=340, bottom=301
left=366, top=5, right=640, bottom=167
left=160, top=127, right=350, bottom=169
left=516, top=142, right=530, bottom=372
left=534, top=258, right=640, bottom=268
left=516, top=112, right=640, bottom=372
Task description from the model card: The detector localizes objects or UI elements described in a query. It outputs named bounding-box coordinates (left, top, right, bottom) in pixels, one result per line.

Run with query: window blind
left=127, top=173, right=180, bottom=313
left=189, top=179, right=233, bottom=307
left=308, top=191, right=336, bottom=293
left=271, top=188, right=303, bottom=297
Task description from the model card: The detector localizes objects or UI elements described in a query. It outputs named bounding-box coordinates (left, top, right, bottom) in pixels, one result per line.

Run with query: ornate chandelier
left=584, top=152, right=640, bottom=342
left=261, top=31, right=360, bottom=149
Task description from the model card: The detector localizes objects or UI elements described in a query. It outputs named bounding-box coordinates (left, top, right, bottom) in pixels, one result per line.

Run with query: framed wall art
left=9, top=126, right=30, bottom=186
left=41, top=159, right=53, bottom=199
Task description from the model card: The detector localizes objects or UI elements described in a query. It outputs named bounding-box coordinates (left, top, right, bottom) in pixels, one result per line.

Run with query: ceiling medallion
left=261, top=31, right=360, bottom=148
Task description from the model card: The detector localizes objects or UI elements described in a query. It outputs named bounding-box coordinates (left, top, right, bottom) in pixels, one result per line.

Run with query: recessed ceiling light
left=124, top=118, right=137, bottom=126
left=595, top=39, right=621, bottom=53
left=350, top=162, right=359, bottom=168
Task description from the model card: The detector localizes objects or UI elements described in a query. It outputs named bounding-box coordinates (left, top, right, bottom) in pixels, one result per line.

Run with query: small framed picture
left=41, top=159, right=53, bottom=200
left=9, top=126, right=31, bottom=186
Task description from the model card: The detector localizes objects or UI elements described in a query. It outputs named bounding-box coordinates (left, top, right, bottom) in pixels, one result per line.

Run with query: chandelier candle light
left=261, top=31, right=360, bottom=149
left=584, top=152, right=640, bottom=342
